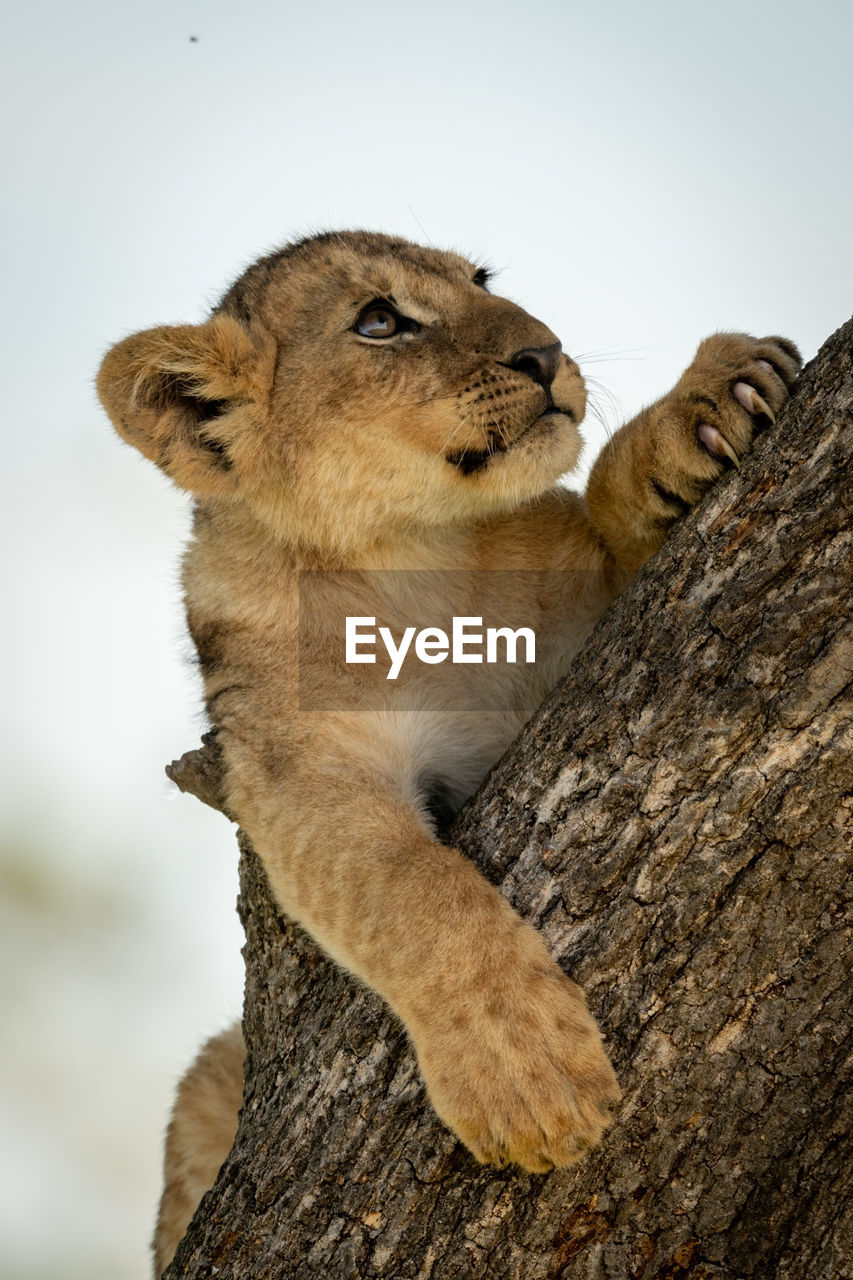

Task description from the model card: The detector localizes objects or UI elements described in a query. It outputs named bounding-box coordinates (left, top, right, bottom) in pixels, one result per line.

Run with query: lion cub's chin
left=465, top=412, right=585, bottom=506
left=249, top=414, right=585, bottom=557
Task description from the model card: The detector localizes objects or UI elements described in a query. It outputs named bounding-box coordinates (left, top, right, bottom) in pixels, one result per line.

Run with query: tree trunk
left=164, top=318, right=852, bottom=1280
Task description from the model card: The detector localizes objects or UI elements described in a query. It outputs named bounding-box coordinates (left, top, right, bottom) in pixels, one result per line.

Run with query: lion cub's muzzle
left=445, top=342, right=586, bottom=475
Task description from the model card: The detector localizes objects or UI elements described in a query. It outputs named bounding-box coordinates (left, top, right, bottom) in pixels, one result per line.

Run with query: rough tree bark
left=164, top=318, right=852, bottom=1280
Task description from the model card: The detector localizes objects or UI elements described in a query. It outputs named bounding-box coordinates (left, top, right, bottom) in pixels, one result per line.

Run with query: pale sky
left=2, top=2, right=851, bottom=1277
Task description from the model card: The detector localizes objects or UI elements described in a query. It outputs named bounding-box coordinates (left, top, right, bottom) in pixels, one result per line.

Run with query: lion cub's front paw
left=651, top=332, right=802, bottom=514
left=414, top=962, right=620, bottom=1173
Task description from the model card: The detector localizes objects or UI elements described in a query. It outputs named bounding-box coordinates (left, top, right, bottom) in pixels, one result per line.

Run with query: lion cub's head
left=98, top=232, right=586, bottom=553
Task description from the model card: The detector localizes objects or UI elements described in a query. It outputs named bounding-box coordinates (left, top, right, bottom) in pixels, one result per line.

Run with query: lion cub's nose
left=507, top=342, right=563, bottom=389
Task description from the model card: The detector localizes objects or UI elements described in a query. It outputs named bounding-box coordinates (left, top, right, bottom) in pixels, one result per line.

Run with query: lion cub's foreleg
left=152, top=775, right=618, bottom=1274
left=228, top=752, right=620, bottom=1176
left=586, top=333, right=802, bottom=572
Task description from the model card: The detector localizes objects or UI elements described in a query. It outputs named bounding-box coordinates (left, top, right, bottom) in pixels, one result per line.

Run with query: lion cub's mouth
left=445, top=405, right=575, bottom=476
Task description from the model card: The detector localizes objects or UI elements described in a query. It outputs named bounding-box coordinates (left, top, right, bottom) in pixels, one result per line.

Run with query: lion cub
left=98, top=231, right=800, bottom=1270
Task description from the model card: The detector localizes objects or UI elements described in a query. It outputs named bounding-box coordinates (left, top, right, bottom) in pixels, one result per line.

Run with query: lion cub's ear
left=97, top=314, right=274, bottom=495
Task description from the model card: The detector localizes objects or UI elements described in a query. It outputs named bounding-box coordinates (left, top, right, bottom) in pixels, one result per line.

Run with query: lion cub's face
left=98, top=232, right=586, bottom=552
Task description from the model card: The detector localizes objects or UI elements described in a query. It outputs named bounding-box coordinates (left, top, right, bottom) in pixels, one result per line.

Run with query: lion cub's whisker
left=438, top=410, right=475, bottom=455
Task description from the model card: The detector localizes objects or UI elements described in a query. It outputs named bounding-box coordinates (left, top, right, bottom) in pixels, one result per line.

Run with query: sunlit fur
left=97, top=231, right=801, bottom=1274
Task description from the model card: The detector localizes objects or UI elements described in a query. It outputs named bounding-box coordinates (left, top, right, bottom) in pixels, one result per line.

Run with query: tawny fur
left=153, top=1026, right=244, bottom=1277
left=97, top=231, right=801, bottom=1273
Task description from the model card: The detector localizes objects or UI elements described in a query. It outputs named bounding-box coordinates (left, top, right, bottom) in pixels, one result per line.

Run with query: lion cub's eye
left=353, top=300, right=420, bottom=340
left=356, top=305, right=398, bottom=338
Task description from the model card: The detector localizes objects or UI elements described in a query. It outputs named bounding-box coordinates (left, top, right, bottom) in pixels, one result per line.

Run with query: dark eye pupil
left=358, top=307, right=398, bottom=338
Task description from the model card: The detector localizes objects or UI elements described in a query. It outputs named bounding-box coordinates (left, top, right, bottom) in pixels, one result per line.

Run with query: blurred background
left=2, top=0, right=851, bottom=1275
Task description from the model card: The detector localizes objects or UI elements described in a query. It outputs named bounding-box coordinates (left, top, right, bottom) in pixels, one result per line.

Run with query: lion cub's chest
left=187, top=520, right=594, bottom=820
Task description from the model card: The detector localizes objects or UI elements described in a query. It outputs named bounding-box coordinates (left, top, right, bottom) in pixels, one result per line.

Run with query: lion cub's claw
left=696, top=363, right=782, bottom=469
left=656, top=333, right=803, bottom=509
left=732, top=374, right=777, bottom=426
left=697, top=420, right=741, bottom=468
